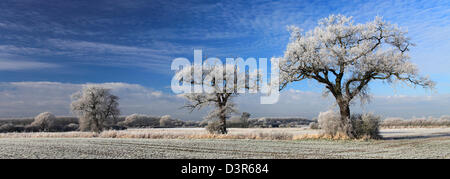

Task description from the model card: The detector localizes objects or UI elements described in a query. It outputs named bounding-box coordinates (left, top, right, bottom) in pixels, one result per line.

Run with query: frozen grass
left=0, top=131, right=98, bottom=138
left=0, top=127, right=448, bottom=159
left=115, top=128, right=316, bottom=140
left=0, top=136, right=448, bottom=159
left=381, top=117, right=450, bottom=128
left=1, top=127, right=449, bottom=141
left=0, top=128, right=314, bottom=140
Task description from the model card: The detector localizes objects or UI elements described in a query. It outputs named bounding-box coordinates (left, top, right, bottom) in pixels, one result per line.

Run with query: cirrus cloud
left=0, top=59, right=60, bottom=71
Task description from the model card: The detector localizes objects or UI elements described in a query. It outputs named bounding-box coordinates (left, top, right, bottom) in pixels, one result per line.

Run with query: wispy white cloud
left=0, top=0, right=448, bottom=105
left=0, top=59, right=60, bottom=71
left=44, top=39, right=186, bottom=73
left=48, top=39, right=171, bottom=55
left=0, top=82, right=191, bottom=119
left=0, top=45, right=59, bottom=57
left=2, top=0, right=448, bottom=74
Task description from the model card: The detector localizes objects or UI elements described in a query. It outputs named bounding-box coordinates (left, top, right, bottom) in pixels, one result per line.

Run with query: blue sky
left=0, top=0, right=449, bottom=119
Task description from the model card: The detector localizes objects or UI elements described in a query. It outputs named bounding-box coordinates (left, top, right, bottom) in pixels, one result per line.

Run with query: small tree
left=31, top=112, right=56, bottom=132
left=176, top=63, right=254, bottom=134
left=240, top=112, right=251, bottom=128
left=159, top=115, right=173, bottom=127
left=71, top=86, right=120, bottom=133
left=280, top=15, right=434, bottom=138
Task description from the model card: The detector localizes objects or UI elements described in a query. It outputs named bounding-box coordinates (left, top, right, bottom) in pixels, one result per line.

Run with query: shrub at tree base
left=318, top=111, right=342, bottom=136
left=206, top=121, right=223, bottom=134
left=351, top=113, right=381, bottom=139
left=318, top=110, right=381, bottom=139
left=309, top=122, right=319, bottom=129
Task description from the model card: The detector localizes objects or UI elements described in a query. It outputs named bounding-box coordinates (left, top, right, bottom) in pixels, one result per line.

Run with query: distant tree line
left=0, top=112, right=315, bottom=133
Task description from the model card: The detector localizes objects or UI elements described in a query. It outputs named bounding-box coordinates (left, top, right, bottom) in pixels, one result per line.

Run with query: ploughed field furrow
left=0, top=135, right=448, bottom=159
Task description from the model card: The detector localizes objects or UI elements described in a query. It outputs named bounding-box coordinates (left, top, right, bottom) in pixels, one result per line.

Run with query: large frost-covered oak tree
left=71, top=86, right=120, bottom=133
left=280, top=15, right=434, bottom=137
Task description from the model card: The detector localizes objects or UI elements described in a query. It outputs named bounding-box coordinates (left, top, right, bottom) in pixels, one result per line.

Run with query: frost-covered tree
left=159, top=115, right=173, bottom=127
left=175, top=63, right=253, bottom=134
left=120, top=114, right=159, bottom=128
left=280, top=15, right=434, bottom=137
left=71, top=86, right=120, bottom=132
left=31, top=112, right=56, bottom=132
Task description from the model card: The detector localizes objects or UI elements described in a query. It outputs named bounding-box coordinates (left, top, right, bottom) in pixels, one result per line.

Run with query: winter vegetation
left=317, top=111, right=380, bottom=139
left=0, top=114, right=312, bottom=133
left=279, top=15, right=434, bottom=138
left=381, top=116, right=450, bottom=128
left=0, top=128, right=449, bottom=159
left=1, top=127, right=449, bottom=140
left=0, top=115, right=78, bottom=133
left=174, top=62, right=252, bottom=134
left=71, top=86, right=120, bottom=132
left=309, top=122, right=319, bottom=129
left=2, top=15, right=440, bottom=141
left=1, top=113, right=449, bottom=134
left=118, top=114, right=160, bottom=128
left=1, top=0, right=449, bottom=160
left=160, top=115, right=176, bottom=128
left=30, top=112, right=57, bottom=132
left=0, top=13, right=447, bottom=159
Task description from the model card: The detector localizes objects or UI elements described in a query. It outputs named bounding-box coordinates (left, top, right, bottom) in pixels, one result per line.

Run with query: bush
left=108, top=125, right=127, bottom=130
left=0, top=123, right=16, bottom=133
left=63, top=123, right=79, bottom=131
left=250, top=117, right=311, bottom=128
left=309, top=122, right=319, bottom=129
left=183, top=121, right=199, bottom=127
left=119, top=114, right=160, bottom=128
left=227, top=117, right=243, bottom=128
left=227, top=112, right=251, bottom=128
left=159, top=115, right=174, bottom=128
left=24, top=125, right=40, bottom=132
left=317, top=110, right=381, bottom=139
left=240, top=112, right=250, bottom=128
left=205, top=121, right=222, bottom=134
left=351, top=113, right=381, bottom=139
left=318, top=110, right=342, bottom=136
left=31, top=112, right=57, bottom=132
left=0, top=118, right=34, bottom=126
left=0, top=123, right=26, bottom=133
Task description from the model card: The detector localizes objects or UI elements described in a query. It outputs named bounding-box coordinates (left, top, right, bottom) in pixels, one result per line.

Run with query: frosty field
left=0, top=128, right=449, bottom=159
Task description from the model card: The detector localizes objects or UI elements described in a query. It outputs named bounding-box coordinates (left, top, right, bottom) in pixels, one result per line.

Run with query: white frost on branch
left=280, top=14, right=434, bottom=137
left=175, top=62, right=259, bottom=133
left=280, top=14, right=434, bottom=103
left=71, top=86, right=120, bottom=132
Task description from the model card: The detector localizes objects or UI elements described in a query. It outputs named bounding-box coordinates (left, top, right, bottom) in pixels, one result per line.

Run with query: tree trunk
left=337, top=98, right=354, bottom=138
left=219, top=114, right=228, bottom=134
left=92, top=117, right=102, bottom=133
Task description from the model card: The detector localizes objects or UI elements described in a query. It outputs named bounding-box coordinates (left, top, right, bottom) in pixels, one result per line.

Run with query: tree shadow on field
left=382, top=133, right=450, bottom=140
